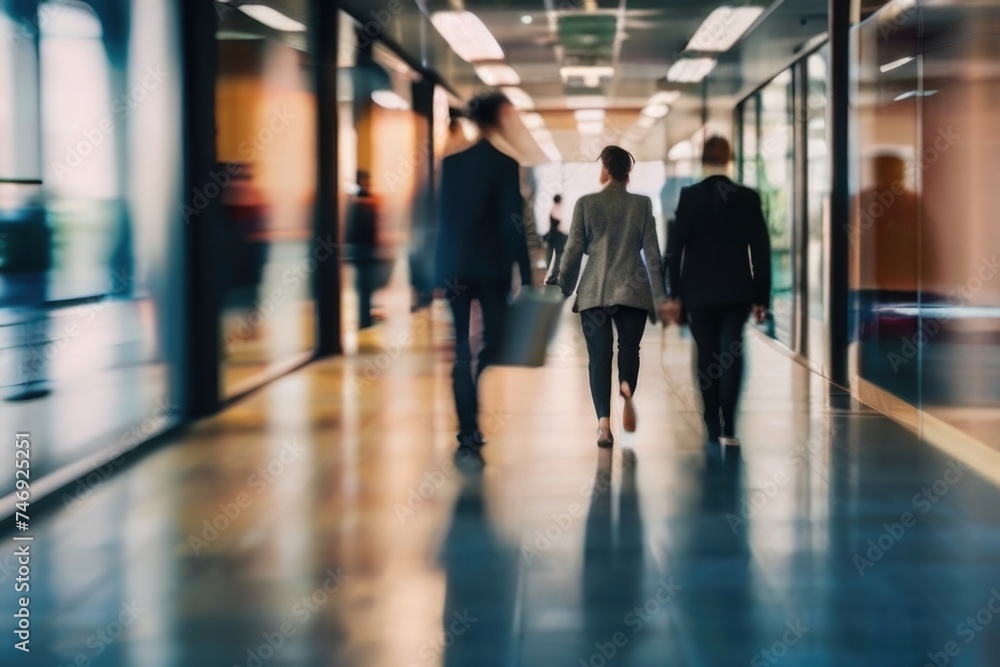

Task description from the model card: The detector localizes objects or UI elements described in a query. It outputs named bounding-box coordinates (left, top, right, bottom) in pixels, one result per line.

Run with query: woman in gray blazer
left=559, top=146, right=668, bottom=447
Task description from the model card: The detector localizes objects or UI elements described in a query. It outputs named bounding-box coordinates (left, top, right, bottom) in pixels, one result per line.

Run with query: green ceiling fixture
left=556, top=14, right=618, bottom=55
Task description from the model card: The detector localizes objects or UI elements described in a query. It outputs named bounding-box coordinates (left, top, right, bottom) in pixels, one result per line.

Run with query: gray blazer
left=558, top=181, right=668, bottom=321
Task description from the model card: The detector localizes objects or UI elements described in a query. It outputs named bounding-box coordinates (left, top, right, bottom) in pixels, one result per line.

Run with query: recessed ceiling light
left=577, top=120, right=604, bottom=135
left=685, top=6, right=764, bottom=52
left=668, top=140, right=695, bottom=161
left=474, top=63, right=521, bottom=86
left=893, top=89, right=938, bottom=101
left=371, top=90, right=410, bottom=110
left=521, top=15, right=533, bottom=24
left=237, top=5, right=306, bottom=32
left=880, top=56, right=914, bottom=73
left=501, top=87, right=534, bottom=109
left=521, top=113, right=546, bottom=130
left=641, top=103, right=669, bottom=119
left=667, top=58, right=717, bottom=83
left=560, top=66, right=615, bottom=88
left=566, top=96, right=607, bottom=109
left=649, top=91, right=681, bottom=105
left=573, top=109, right=605, bottom=122
left=431, top=11, right=505, bottom=62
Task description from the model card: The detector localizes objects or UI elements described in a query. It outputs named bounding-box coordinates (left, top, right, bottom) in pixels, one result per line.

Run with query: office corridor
left=4, top=308, right=1000, bottom=667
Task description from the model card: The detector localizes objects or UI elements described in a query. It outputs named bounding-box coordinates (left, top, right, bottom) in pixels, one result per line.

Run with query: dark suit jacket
left=435, top=140, right=531, bottom=289
left=665, top=175, right=772, bottom=309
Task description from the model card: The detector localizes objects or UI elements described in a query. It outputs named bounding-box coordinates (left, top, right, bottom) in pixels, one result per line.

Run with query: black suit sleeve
left=501, top=160, right=532, bottom=287
left=747, top=190, right=772, bottom=307
left=665, top=187, right=692, bottom=300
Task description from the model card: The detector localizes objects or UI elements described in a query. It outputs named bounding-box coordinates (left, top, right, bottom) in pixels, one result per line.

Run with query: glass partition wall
left=851, top=1, right=1000, bottom=449
left=736, top=47, right=831, bottom=363
left=215, top=0, right=317, bottom=396
left=0, top=0, right=185, bottom=498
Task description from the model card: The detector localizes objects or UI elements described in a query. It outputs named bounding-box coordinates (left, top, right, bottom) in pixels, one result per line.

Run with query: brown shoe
left=621, top=383, right=637, bottom=433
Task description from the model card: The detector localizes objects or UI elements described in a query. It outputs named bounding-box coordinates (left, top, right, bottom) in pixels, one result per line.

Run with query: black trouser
left=580, top=306, right=648, bottom=420
left=353, top=257, right=376, bottom=329
left=448, top=281, right=509, bottom=441
left=686, top=303, right=752, bottom=438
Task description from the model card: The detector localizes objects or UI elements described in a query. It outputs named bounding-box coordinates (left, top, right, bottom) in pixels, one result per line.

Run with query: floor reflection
left=580, top=449, right=645, bottom=665
left=440, top=462, right=516, bottom=667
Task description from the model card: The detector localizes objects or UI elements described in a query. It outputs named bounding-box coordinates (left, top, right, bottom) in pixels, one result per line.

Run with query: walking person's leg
left=612, top=306, right=647, bottom=432
left=356, top=259, right=374, bottom=329
left=581, top=308, right=615, bottom=445
left=686, top=307, right=725, bottom=441
left=472, top=282, right=510, bottom=445
left=718, top=304, right=752, bottom=439
left=448, top=283, right=479, bottom=447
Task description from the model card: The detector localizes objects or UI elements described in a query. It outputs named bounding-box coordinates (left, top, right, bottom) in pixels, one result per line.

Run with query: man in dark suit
left=436, top=92, right=532, bottom=454
left=662, top=136, right=771, bottom=445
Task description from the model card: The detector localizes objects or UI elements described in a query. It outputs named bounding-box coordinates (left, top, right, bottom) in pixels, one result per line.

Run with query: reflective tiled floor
left=4, top=305, right=1000, bottom=666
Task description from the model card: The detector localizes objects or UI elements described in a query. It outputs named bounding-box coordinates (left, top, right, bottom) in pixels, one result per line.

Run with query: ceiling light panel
left=641, top=103, right=669, bottom=119
left=561, top=66, right=615, bottom=87
left=573, top=109, right=605, bottom=122
left=649, top=91, right=681, bottom=105
left=685, top=6, right=764, bottom=52
left=475, top=63, right=521, bottom=86
left=430, top=11, right=505, bottom=62
left=521, top=113, right=546, bottom=130
left=667, top=58, right=717, bottom=83
left=566, top=96, right=607, bottom=109
left=237, top=5, right=306, bottom=32
left=501, top=87, right=534, bottom=109
left=577, top=120, right=604, bottom=135
left=371, top=90, right=409, bottom=110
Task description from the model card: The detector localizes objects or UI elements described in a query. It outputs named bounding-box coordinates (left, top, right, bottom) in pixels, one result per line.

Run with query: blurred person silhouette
left=435, top=92, right=532, bottom=454
left=2, top=190, right=52, bottom=401
left=854, top=153, right=925, bottom=399
left=542, top=194, right=567, bottom=285
left=559, top=146, right=668, bottom=447
left=662, top=136, right=771, bottom=446
left=344, top=170, right=382, bottom=330
left=408, top=168, right=436, bottom=312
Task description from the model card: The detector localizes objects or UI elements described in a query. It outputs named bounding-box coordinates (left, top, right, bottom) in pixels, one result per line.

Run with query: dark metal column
left=313, top=0, right=342, bottom=357
left=180, top=0, right=222, bottom=418
left=793, top=60, right=810, bottom=358
left=828, top=0, right=851, bottom=386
